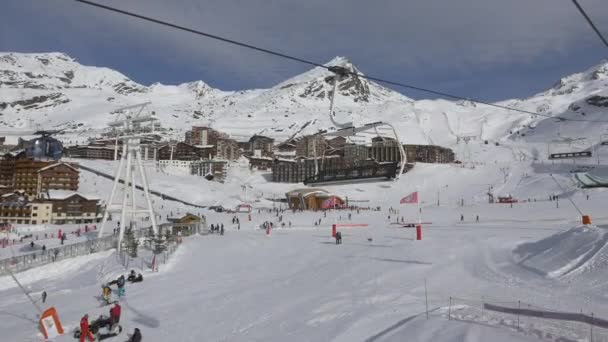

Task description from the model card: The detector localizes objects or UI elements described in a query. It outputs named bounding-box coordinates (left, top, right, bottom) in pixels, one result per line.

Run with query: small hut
left=285, top=188, right=345, bottom=210
left=163, top=213, right=204, bottom=236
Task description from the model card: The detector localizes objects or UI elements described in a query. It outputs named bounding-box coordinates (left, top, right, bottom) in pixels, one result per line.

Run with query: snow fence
left=448, top=296, right=608, bottom=342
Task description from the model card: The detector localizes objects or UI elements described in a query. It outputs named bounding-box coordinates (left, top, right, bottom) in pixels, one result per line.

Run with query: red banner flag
left=400, top=191, right=418, bottom=204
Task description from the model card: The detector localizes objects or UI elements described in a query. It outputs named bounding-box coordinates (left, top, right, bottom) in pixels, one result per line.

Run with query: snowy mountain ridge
left=0, top=52, right=606, bottom=150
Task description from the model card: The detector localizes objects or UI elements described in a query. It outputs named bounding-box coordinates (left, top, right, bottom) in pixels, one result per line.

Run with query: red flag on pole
left=400, top=191, right=418, bottom=204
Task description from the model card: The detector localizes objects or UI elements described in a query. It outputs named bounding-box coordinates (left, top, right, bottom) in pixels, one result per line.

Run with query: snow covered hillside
left=1, top=52, right=607, bottom=152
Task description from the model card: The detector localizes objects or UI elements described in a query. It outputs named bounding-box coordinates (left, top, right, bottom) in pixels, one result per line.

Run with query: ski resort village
left=2, top=1, right=608, bottom=341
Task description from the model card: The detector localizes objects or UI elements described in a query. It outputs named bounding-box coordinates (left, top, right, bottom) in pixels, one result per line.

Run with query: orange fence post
left=332, top=224, right=337, bottom=238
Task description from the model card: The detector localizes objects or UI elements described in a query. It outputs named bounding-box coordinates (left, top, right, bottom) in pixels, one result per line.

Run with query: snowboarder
left=117, top=275, right=126, bottom=297
left=80, top=314, right=95, bottom=342
left=109, top=302, right=121, bottom=327
left=127, top=270, right=137, bottom=282
left=335, top=231, right=342, bottom=245
left=41, top=291, right=47, bottom=304
left=127, top=328, right=142, bottom=342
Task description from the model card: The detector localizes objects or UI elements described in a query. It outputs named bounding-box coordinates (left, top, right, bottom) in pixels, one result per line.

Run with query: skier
left=102, top=285, right=112, bottom=305
left=117, top=275, right=126, bottom=298
left=79, top=314, right=95, bottom=342
left=41, top=291, right=47, bottom=304
left=460, top=214, right=464, bottom=222
left=476, top=215, right=479, bottom=222
left=335, top=231, right=342, bottom=245
left=220, top=225, right=224, bottom=236
left=127, top=328, right=142, bottom=342
left=210, top=224, right=215, bottom=233
left=109, top=302, right=121, bottom=327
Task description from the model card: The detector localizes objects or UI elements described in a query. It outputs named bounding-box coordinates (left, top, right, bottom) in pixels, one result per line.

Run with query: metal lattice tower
left=97, top=102, right=159, bottom=251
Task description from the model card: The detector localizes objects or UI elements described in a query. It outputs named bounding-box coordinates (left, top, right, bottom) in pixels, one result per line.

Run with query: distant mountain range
left=0, top=52, right=607, bottom=151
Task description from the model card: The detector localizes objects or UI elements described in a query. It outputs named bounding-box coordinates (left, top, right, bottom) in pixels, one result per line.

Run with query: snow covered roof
left=274, top=150, right=296, bottom=156
left=286, top=188, right=330, bottom=198
left=246, top=156, right=274, bottom=161
left=72, top=145, right=116, bottom=150
left=38, top=162, right=79, bottom=173
left=1, top=190, right=26, bottom=198
left=41, top=190, right=99, bottom=201
left=194, top=145, right=215, bottom=149
left=5, top=149, right=24, bottom=157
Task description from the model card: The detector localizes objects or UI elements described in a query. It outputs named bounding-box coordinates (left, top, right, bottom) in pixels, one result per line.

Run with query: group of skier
left=77, top=301, right=130, bottom=341
left=77, top=270, right=145, bottom=341
left=209, top=223, right=225, bottom=235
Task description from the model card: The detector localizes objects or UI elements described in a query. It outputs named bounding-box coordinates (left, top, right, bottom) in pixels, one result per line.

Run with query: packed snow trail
left=3, top=203, right=608, bottom=341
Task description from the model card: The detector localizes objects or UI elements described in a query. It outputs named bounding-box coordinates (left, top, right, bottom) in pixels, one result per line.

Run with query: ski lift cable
left=571, top=0, right=608, bottom=49
left=72, top=0, right=608, bottom=123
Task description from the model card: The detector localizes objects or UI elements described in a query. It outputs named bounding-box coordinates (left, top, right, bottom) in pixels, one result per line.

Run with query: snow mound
left=513, top=225, right=608, bottom=278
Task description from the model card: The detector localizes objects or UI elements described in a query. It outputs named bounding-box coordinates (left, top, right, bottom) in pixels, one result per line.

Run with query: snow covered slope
left=2, top=52, right=607, bottom=154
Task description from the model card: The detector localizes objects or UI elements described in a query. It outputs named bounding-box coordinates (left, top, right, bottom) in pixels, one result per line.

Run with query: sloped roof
left=38, top=162, right=79, bottom=173
left=286, top=188, right=329, bottom=197
left=42, top=190, right=99, bottom=201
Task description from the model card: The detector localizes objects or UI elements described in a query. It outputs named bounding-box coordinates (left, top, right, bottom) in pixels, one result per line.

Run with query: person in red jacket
left=80, top=314, right=95, bottom=342
left=110, top=302, right=121, bottom=326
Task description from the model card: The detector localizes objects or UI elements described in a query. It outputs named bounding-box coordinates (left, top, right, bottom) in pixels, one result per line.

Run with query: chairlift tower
left=97, top=102, right=159, bottom=251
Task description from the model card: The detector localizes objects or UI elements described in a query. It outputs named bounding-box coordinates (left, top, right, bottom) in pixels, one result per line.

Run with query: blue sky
left=1, top=0, right=607, bottom=101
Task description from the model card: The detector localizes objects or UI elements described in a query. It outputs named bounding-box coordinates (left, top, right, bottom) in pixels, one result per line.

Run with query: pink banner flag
left=400, top=191, right=418, bottom=204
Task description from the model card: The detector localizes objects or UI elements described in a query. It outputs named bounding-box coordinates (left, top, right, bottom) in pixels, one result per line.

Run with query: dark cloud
left=1, top=0, right=607, bottom=100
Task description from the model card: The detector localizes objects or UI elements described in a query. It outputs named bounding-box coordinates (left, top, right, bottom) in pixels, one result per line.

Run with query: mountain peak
left=324, top=56, right=352, bottom=67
